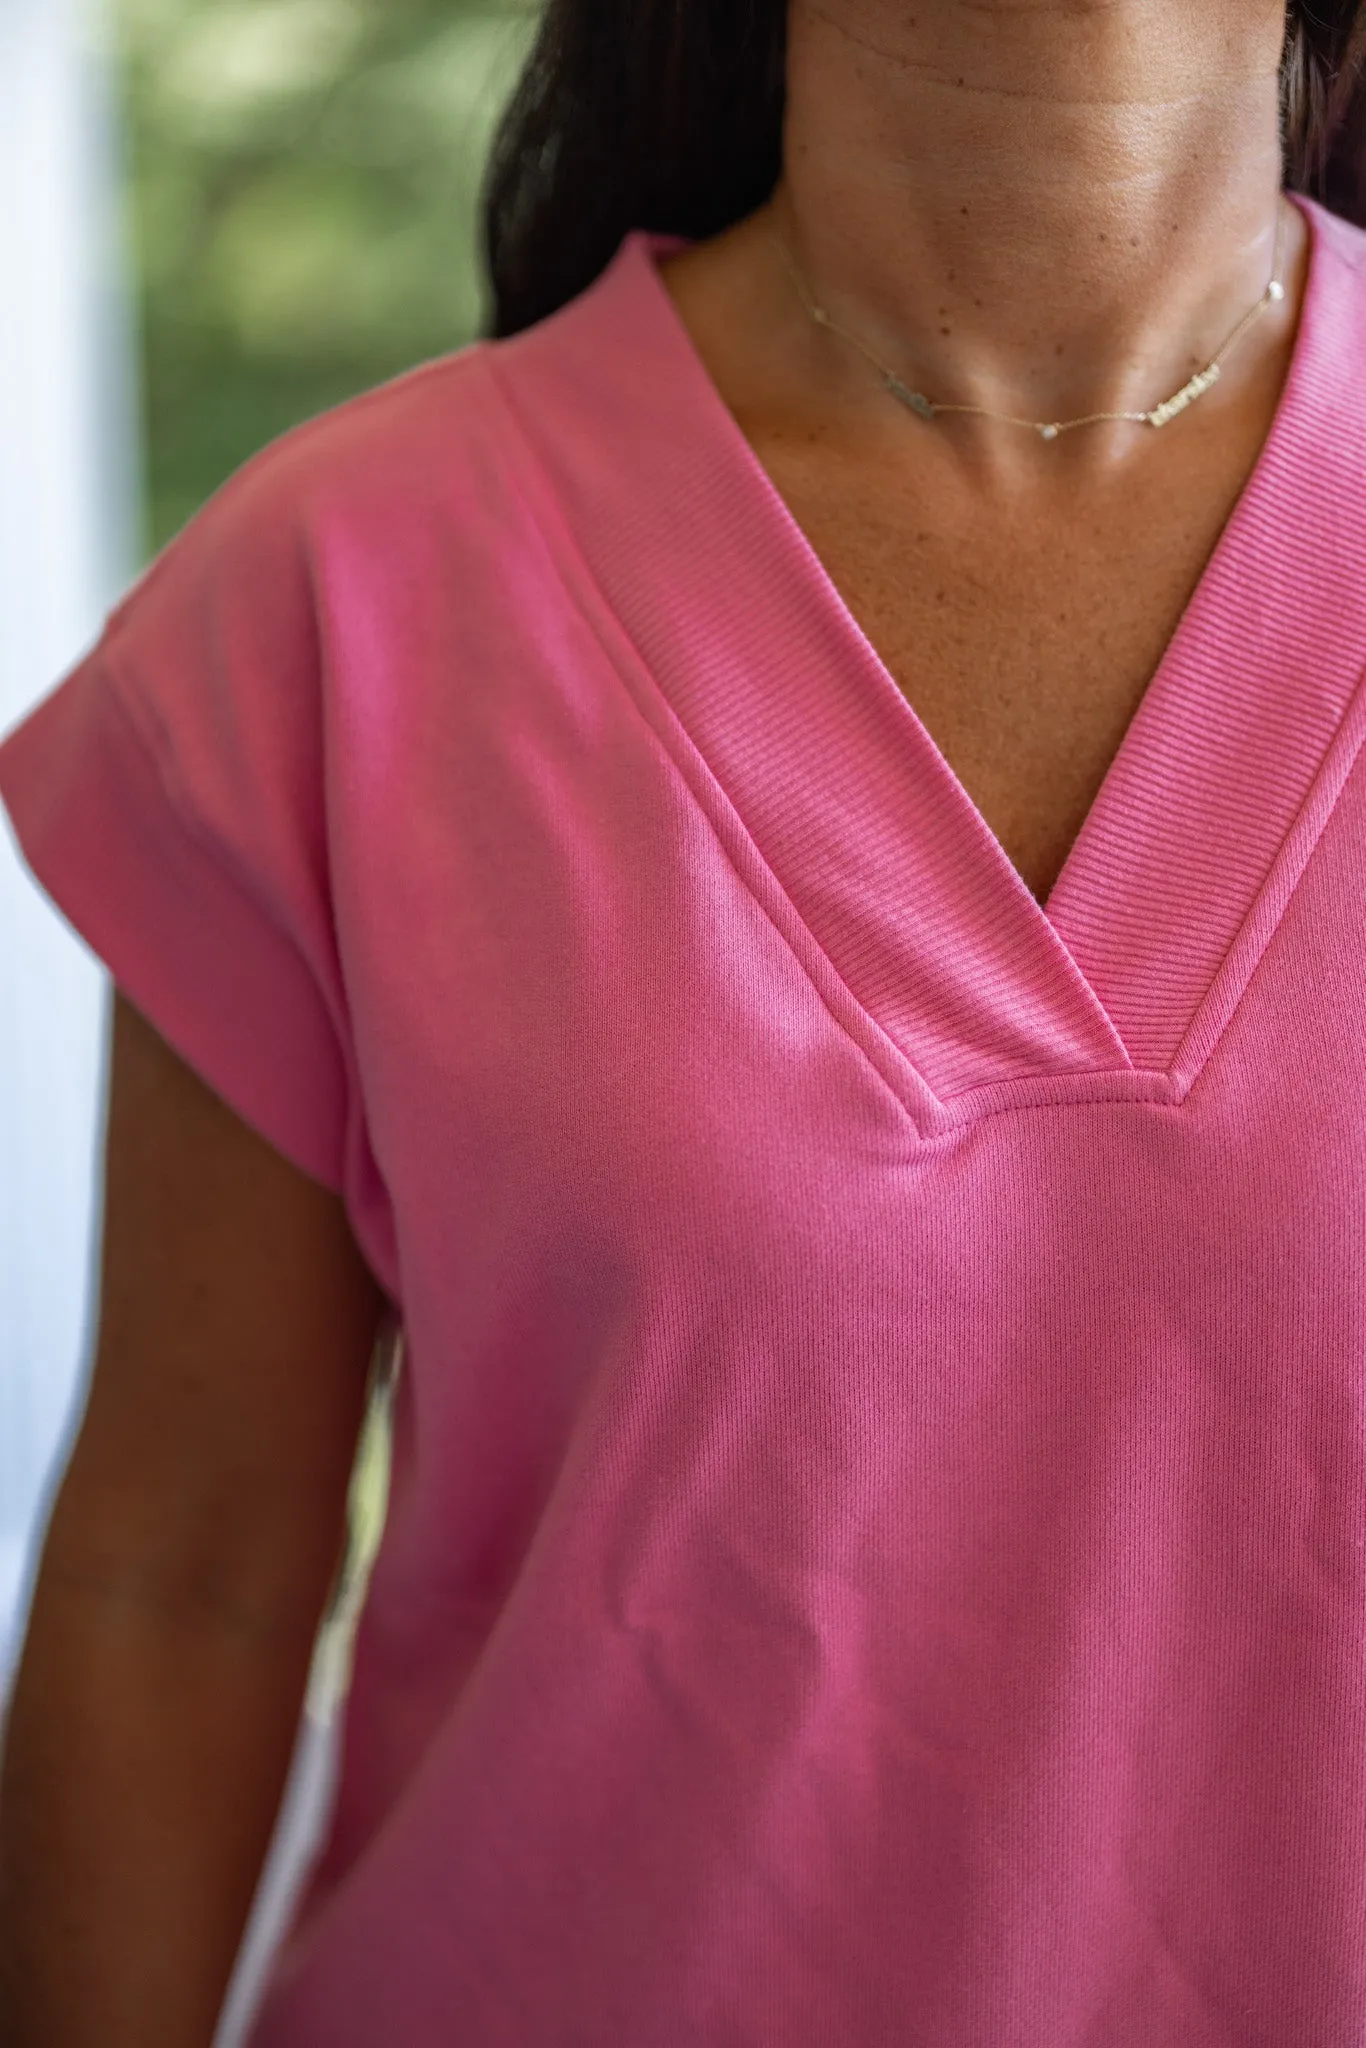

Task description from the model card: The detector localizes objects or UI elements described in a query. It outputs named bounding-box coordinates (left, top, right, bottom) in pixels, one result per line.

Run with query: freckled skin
left=657, top=0, right=1306, bottom=902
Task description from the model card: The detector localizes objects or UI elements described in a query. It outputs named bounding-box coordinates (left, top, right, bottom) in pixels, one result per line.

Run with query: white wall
left=0, top=0, right=141, bottom=1683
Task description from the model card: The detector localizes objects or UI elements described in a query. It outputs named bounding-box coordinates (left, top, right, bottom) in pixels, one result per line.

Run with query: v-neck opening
left=489, top=192, right=1366, bottom=1111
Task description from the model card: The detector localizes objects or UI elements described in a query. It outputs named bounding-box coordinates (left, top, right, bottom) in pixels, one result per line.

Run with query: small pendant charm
left=1148, top=361, right=1222, bottom=429
left=886, top=376, right=936, bottom=420
left=1039, top=424, right=1060, bottom=441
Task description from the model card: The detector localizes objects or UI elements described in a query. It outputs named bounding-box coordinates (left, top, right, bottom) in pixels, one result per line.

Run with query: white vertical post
left=0, top=0, right=141, bottom=1683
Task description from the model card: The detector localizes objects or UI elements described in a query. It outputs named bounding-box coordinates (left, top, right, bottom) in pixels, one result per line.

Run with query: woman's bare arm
left=0, top=989, right=388, bottom=2047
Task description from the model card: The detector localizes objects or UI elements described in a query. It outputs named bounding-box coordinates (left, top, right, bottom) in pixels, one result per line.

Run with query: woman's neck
left=773, top=0, right=1294, bottom=456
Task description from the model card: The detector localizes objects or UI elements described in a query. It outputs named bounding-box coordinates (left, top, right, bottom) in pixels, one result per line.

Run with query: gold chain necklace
left=773, top=199, right=1287, bottom=442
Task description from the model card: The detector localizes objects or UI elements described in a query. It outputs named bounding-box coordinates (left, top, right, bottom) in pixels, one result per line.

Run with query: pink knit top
left=4, top=188, right=1366, bottom=2045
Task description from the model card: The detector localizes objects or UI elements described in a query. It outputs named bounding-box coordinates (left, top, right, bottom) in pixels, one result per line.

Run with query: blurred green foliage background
left=116, top=0, right=538, bottom=553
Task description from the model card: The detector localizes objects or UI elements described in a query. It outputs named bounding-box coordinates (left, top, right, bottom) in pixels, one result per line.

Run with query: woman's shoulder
left=111, top=235, right=661, bottom=639
left=130, top=340, right=513, bottom=591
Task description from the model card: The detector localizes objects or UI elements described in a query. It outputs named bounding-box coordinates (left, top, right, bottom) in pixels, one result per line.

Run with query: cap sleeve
left=0, top=443, right=355, bottom=1195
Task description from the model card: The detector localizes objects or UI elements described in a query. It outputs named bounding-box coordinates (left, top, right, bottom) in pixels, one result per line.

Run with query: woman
left=2, top=0, right=1366, bottom=2039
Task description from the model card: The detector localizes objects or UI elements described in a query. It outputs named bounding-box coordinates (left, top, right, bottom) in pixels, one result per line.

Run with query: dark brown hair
left=482, top=0, right=1366, bottom=339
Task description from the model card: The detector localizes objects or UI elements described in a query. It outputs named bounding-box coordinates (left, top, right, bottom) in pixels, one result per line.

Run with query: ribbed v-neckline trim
left=490, top=192, right=1366, bottom=1117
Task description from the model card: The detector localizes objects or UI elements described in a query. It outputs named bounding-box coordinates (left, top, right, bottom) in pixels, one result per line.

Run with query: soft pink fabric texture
left=4, top=189, right=1366, bottom=2044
